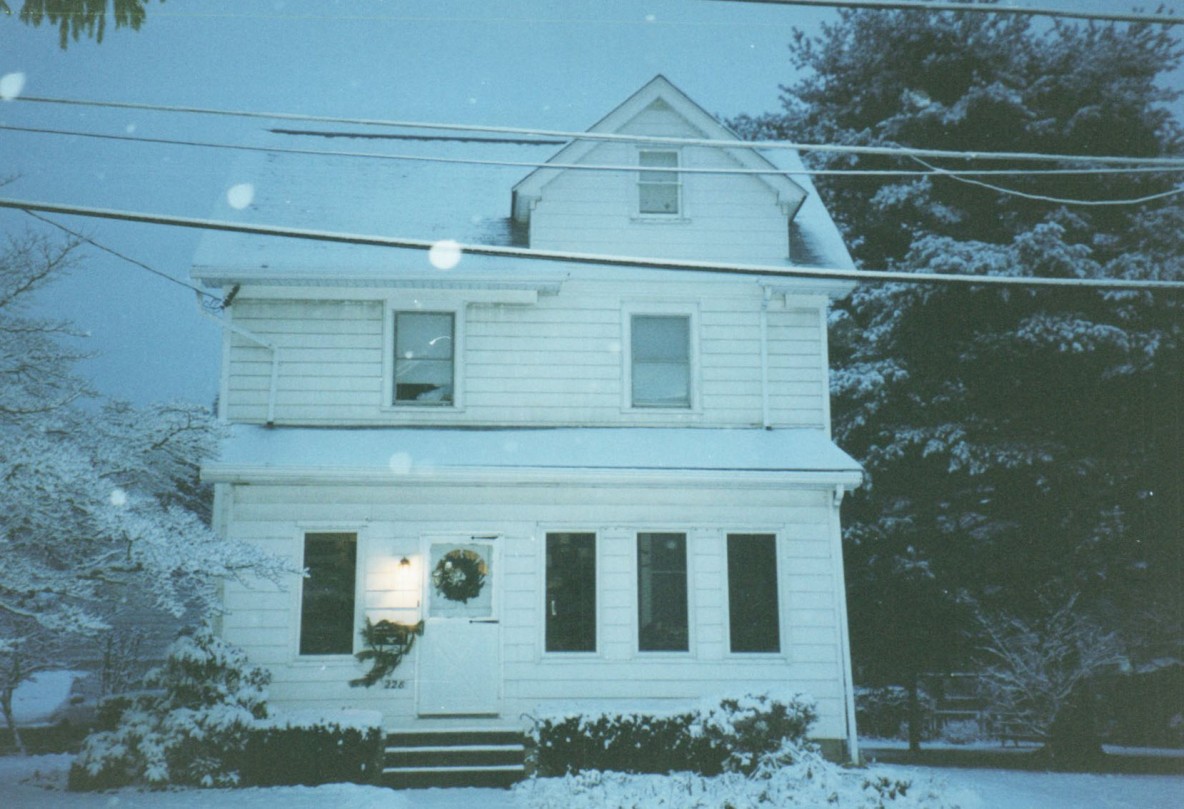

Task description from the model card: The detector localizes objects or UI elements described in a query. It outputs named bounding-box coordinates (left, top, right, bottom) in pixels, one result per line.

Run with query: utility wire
left=706, top=0, right=1184, bottom=26
left=6, top=123, right=1184, bottom=181
left=17, top=95, right=1184, bottom=167
left=3, top=196, right=1181, bottom=292
left=912, top=157, right=1184, bottom=206
left=22, top=210, right=224, bottom=304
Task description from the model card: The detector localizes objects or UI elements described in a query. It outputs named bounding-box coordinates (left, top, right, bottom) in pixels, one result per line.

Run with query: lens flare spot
left=388, top=453, right=413, bottom=475
left=226, top=183, right=255, bottom=210
left=0, top=73, right=26, bottom=101
left=429, top=240, right=462, bottom=270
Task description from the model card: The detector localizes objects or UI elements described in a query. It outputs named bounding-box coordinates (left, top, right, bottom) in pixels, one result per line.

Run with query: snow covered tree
left=733, top=6, right=1184, bottom=744
left=0, top=230, right=291, bottom=752
left=978, top=594, right=1127, bottom=765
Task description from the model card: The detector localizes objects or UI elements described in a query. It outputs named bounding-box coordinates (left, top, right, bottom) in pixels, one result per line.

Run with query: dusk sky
left=2, top=0, right=1180, bottom=406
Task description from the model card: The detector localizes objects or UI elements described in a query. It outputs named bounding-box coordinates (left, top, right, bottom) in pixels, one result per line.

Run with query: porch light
left=399, top=556, right=411, bottom=568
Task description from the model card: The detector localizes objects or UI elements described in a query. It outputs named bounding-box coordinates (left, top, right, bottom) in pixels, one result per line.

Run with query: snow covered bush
left=856, top=686, right=912, bottom=740
left=68, top=627, right=270, bottom=790
left=516, top=739, right=958, bottom=809
left=529, top=693, right=816, bottom=777
left=241, top=711, right=384, bottom=787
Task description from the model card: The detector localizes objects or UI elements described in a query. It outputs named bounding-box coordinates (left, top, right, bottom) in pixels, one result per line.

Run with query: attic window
left=638, top=150, right=680, bottom=215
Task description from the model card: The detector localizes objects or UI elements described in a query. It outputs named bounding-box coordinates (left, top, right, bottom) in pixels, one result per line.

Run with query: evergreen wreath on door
left=432, top=548, right=487, bottom=603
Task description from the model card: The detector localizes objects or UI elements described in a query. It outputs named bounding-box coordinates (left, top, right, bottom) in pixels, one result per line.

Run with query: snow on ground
left=877, top=764, right=1184, bottom=809
left=1, top=754, right=1181, bottom=808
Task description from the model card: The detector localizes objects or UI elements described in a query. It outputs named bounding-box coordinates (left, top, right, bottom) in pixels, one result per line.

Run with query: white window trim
left=291, top=523, right=368, bottom=663
left=382, top=301, right=466, bottom=412
left=633, top=148, right=690, bottom=222
left=634, top=529, right=697, bottom=657
left=622, top=302, right=701, bottom=413
left=538, top=528, right=603, bottom=659
left=721, top=530, right=789, bottom=660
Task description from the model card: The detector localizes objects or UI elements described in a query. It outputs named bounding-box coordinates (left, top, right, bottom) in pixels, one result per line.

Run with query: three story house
left=194, top=76, right=863, bottom=766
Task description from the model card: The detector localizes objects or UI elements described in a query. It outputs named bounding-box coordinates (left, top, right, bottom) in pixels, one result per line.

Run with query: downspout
left=759, top=285, right=772, bottom=429
left=194, top=292, right=280, bottom=426
left=832, top=483, right=861, bottom=764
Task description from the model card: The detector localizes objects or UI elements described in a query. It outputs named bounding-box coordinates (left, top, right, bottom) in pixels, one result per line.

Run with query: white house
left=192, top=76, right=863, bottom=777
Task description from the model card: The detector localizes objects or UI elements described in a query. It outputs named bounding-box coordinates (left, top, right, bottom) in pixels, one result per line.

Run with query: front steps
left=382, top=728, right=527, bottom=789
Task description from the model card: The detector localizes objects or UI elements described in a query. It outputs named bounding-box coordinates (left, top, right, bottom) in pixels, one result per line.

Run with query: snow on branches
left=0, top=231, right=293, bottom=750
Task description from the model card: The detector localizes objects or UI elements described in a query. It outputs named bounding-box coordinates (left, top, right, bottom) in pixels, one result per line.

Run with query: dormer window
left=638, top=150, right=681, bottom=215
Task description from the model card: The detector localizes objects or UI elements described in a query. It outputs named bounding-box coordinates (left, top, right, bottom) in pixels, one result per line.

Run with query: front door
left=416, top=537, right=500, bottom=715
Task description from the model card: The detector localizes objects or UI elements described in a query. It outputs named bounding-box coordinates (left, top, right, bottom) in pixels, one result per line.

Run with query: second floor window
left=631, top=314, right=691, bottom=408
left=638, top=150, right=680, bottom=215
left=394, top=311, right=454, bottom=405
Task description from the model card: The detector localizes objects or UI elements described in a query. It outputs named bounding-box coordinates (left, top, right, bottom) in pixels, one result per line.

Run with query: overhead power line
left=910, top=157, right=1184, bottom=206
left=17, top=95, right=1184, bottom=167
left=707, top=0, right=1184, bottom=26
left=22, top=211, right=224, bottom=304
left=7, top=123, right=1184, bottom=183
left=1, top=196, right=1180, bottom=292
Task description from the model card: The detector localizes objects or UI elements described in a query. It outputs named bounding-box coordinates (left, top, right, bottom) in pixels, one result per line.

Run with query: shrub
left=529, top=692, right=816, bottom=777
left=855, top=685, right=913, bottom=739
left=241, top=712, right=385, bottom=787
left=69, top=627, right=270, bottom=790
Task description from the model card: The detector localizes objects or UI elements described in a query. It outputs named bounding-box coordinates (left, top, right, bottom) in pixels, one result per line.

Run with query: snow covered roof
left=204, top=425, right=862, bottom=486
left=190, top=77, right=854, bottom=285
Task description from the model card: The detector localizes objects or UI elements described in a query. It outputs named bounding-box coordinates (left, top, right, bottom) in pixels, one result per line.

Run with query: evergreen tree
left=1, top=0, right=158, bottom=49
left=734, top=6, right=1184, bottom=746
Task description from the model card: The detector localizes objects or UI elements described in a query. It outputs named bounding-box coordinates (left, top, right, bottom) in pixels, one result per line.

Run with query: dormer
left=512, top=75, right=809, bottom=265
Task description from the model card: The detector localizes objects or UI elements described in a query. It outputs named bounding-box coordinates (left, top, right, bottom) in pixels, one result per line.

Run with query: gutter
left=193, top=292, right=280, bottom=426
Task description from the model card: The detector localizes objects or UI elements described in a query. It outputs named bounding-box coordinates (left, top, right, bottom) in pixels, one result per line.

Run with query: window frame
left=383, top=303, right=465, bottom=411
left=542, top=531, right=599, bottom=656
left=723, top=531, right=786, bottom=658
left=636, top=148, right=683, bottom=218
left=294, top=526, right=365, bottom=660
left=622, top=303, right=700, bottom=413
left=635, top=530, right=693, bottom=655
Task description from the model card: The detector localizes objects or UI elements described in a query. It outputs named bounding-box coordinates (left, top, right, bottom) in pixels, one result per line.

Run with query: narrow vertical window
left=394, top=311, right=454, bottom=404
left=637, top=532, right=688, bottom=652
left=727, top=533, right=780, bottom=653
left=545, top=533, right=597, bottom=652
left=638, top=150, right=680, bottom=215
left=631, top=315, right=691, bottom=408
left=299, top=532, right=357, bottom=655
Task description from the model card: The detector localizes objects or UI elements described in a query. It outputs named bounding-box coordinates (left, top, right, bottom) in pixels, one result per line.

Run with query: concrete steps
left=382, top=729, right=526, bottom=789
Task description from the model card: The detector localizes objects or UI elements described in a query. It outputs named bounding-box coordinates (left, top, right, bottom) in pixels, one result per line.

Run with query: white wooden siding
left=528, top=103, right=790, bottom=263
left=217, top=479, right=850, bottom=741
left=222, top=281, right=828, bottom=429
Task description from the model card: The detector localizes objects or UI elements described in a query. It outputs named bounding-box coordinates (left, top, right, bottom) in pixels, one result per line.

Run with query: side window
left=299, top=532, right=357, bottom=655
left=394, top=311, right=454, bottom=405
left=727, top=533, right=780, bottom=653
left=545, top=533, right=597, bottom=653
left=631, top=314, right=691, bottom=408
left=638, top=149, right=680, bottom=215
left=637, top=532, right=688, bottom=652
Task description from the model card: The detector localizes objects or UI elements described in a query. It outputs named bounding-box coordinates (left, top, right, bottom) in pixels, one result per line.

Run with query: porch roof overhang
left=203, top=425, right=863, bottom=489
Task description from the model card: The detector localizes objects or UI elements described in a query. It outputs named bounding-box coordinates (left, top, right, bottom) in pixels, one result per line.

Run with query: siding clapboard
left=217, top=479, right=849, bottom=740
left=222, top=282, right=827, bottom=428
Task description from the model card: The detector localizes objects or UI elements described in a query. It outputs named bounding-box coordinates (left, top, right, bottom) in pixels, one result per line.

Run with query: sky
left=2, top=0, right=1182, bottom=407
